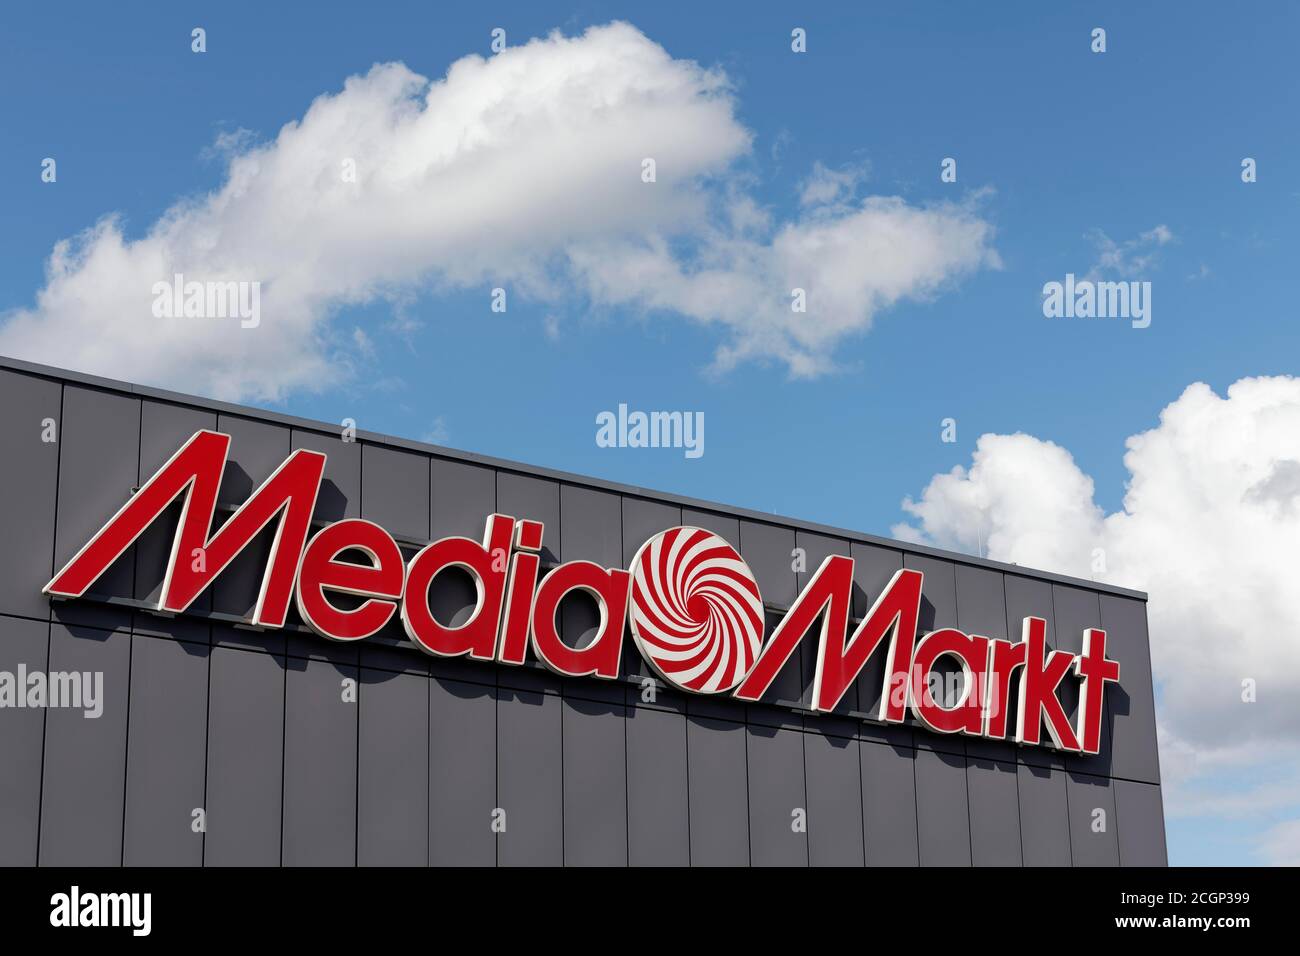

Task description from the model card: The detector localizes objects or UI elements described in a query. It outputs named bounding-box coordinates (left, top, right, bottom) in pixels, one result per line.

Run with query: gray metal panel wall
left=914, top=746, right=972, bottom=865
left=52, top=385, right=139, bottom=631
left=804, top=727, right=865, bottom=866
left=625, top=703, right=690, bottom=866
left=967, top=756, right=1022, bottom=865
left=203, top=646, right=285, bottom=866
left=746, top=723, right=808, bottom=866
left=358, top=668, right=429, bottom=866
left=0, top=616, right=49, bottom=864
left=1115, top=779, right=1168, bottom=865
left=431, top=457, right=495, bottom=539
left=687, top=715, right=750, bottom=865
left=1068, top=770, right=1120, bottom=866
left=1099, top=595, right=1163, bottom=786
left=861, top=739, right=919, bottom=866
left=561, top=697, right=628, bottom=866
left=0, top=370, right=61, bottom=621
left=39, top=622, right=131, bottom=865
left=123, top=634, right=208, bottom=866
left=0, top=365, right=1164, bottom=867
left=282, top=658, right=358, bottom=866
left=429, top=677, right=496, bottom=866
left=1017, top=762, right=1072, bottom=866
left=496, top=684, right=563, bottom=866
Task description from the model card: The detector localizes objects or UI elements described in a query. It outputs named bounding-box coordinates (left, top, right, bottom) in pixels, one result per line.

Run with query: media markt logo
left=44, top=430, right=1121, bottom=754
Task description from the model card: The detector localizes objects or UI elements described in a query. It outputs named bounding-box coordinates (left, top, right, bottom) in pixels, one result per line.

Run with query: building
left=0, top=355, right=1166, bottom=866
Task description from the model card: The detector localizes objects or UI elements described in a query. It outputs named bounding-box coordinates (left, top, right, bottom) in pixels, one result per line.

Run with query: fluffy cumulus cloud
left=570, top=192, right=995, bottom=377
left=0, top=22, right=997, bottom=401
left=894, top=376, right=1300, bottom=860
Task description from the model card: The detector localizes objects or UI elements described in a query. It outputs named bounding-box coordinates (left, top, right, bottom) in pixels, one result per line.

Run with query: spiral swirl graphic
left=628, top=526, right=765, bottom=694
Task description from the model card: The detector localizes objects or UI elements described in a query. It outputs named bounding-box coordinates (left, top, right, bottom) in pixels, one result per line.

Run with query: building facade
left=0, top=356, right=1166, bottom=866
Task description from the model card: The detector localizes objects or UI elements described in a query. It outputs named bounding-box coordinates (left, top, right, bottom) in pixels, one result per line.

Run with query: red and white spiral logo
left=628, top=527, right=765, bottom=694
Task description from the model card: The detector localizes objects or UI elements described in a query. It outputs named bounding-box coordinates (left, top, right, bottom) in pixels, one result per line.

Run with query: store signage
left=43, top=430, right=1120, bottom=754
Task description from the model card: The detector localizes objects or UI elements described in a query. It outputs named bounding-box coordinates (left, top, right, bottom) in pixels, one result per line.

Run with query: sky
left=1, top=0, right=1297, bottom=865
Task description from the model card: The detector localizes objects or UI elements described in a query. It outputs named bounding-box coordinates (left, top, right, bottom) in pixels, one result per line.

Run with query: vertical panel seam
left=684, top=714, right=693, bottom=866
left=1001, top=573, right=1024, bottom=867
left=620, top=505, right=629, bottom=867
left=800, top=730, right=809, bottom=866
left=557, top=484, right=565, bottom=868
left=494, top=470, right=500, bottom=869
left=118, top=401, right=143, bottom=864
left=424, top=671, right=431, bottom=867
left=119, top=631, right=133, bottom=866
left=911, top=746, right=920, bottom=865
left=354, top=667, right=361, bottom=867
left=35, top=383, right=65, bottom=865
left=1114, top=780, right=1126, bottom=866
left=201, top=643, right=213, bottom=866
left=279, top=654, right=287, bottom=866
left=744, top=723, right=752, bottom=866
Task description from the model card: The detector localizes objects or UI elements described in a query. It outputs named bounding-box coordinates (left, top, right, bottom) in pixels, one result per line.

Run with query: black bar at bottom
left=0, top=865, right=1280, bottom=940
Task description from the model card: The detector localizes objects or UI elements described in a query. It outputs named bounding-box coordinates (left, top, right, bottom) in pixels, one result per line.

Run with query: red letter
left=497, top=552, right=540, bottom=666
left=497, top=520, right=545, bottom=666
left=813, top=568, right=923, bottom=719
left=530, top=562, right=630, bottom=679
left=295, top=519, right=404, bottom=641
left=909, top=628, right=991, bottom=736
left=402, top=514, right=514, bottom=659
left=734, top=555, right=853, bottom=703
left=44, top=430, right=325, bottom=629
left=46, top=430, right=230, bottom=601
left=984, top=638, right=1027, bottom=739
left=1015, top=616, right=1081, bottom=751
left=1074, top=628, right=1120, bottom=755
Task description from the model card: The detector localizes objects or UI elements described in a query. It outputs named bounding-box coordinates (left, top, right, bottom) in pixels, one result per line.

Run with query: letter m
left=813, top=568, right=922, bottom=719
left=733, top=555, right=856, bottom=705
left=732, top=561, right=923, bottom=721
left=44, top=430, right=326, bottom=628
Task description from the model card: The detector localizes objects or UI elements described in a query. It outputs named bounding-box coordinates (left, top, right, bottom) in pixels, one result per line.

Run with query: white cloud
left=1084, top=223, right=1175, bottom=280
left=895, top=376, right=1300, bottom=855
left=897, top=376, right=1300, bottom=749
left=798, top=160, right=868, bottom=208
left=569, top=193, right=998, bottom=377
left=0, top=22, right=996, bottom=402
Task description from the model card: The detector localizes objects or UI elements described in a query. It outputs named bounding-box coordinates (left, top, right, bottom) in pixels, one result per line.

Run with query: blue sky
left=2, top=1, right=1297, bottom=865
